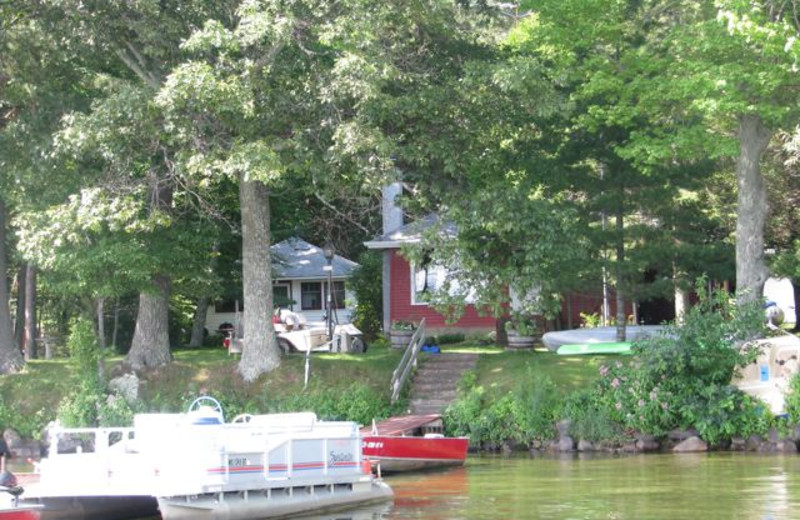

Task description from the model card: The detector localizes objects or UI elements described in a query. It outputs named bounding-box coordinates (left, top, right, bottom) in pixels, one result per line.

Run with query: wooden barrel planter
left=506, top=330, right=536, bottom=350
left=390, top=330, right=414, bottom=349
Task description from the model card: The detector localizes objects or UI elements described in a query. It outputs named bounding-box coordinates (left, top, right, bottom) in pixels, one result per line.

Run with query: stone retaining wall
left=474, top=420, right=800, bottom=455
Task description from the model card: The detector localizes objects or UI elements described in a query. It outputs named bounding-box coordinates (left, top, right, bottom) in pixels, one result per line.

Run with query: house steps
left=407, top=352, right=478, bottom=415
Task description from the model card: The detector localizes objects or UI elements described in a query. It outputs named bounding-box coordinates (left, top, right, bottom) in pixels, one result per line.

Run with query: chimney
left=382, top=182, right=403, bottom=235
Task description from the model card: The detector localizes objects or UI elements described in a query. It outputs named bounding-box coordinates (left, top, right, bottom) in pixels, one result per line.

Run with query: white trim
left=364, top=239, right=420, bottom=250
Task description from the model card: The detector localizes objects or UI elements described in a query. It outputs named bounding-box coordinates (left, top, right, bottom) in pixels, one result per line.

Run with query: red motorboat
left=0, top=501, right=40, bottom=520
left=1, top=478, right=41, bottom=520
left=361, top=415, right=469, bottom=473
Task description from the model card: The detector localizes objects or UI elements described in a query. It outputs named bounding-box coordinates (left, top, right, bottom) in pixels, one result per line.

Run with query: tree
left=612, top=1, right=800, bottom=305
left=159, top=1, right=486, bottom=379
left=0, top=1, right=96, bottom=372
left=420, top=0, right=725, bottom=336
left=12, top=1, right=240, bottom=368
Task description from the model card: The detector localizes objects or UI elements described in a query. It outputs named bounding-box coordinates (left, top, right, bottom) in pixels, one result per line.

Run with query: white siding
left=204, top=277, right=357, bottom=335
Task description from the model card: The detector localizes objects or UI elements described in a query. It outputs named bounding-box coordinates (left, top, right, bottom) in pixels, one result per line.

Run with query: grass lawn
left=439, top=344, right=623, bottom=395
left=0, top=342, right=405, bottom=421
left=0, top=340, right=613, bottom=436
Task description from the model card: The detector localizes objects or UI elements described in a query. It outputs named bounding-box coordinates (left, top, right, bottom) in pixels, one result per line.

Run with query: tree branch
left=313, top=193, right=371, bottom=234
left=114, top=45, right=161, bottom=88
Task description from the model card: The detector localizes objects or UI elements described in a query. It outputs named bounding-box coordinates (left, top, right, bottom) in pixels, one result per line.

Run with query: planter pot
left=390, top=330, right=414, bottom=349
left=506, top=331, right=536, bottom=350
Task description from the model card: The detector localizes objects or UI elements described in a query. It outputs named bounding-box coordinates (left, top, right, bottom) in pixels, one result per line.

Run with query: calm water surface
left=16, top=453, right=800, bottom=519
left=379, top=453, right=800, bottom=520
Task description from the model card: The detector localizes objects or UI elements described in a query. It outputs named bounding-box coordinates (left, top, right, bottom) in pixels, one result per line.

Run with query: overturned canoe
left=542, top=325, right=666, bottom=352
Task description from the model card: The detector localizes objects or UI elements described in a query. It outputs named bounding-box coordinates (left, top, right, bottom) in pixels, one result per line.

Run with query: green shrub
left=678, top=385, right=771, bottom=446
left=443, top=385, right=486, bottom=443
left=0, top=400, right=49, bottom=440
left=592, top=281, right=766, bottom=441
left=265, top=382, right=398, bottom=426
left=562, top=388, right=624, bottom=442
left=513, top=372, right=561, bottom=442
left=482, top=394, right=523, bottom=445
left=785, top=373, right=800, bottom=424
left=349, top=251, right=383, bottom=340
left=444, top=370, right=562, bottom=446
left=579, top=312, right=601, bottom=328
left=98, top=395, right=141, bottom=427
left=437, top=333, right=465, bottom=344
left=58, top=318, right=105, bottom=427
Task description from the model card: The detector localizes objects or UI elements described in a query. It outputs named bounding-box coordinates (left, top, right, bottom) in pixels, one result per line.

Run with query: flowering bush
left=590, top=282, right=768, bottom=442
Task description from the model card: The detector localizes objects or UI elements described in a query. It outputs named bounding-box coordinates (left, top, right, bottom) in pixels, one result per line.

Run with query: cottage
left=205, top=237, right=359, bottom=333
left=364, top=184, right=497, bottom=335
left=364, top=184, right=636, bottom=335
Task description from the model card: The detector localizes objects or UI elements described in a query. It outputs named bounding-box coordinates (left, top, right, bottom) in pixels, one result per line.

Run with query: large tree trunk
left=14, top=266, right=24, bottom=353
left=673, top=259, right=690, bottom=325
left=96, top=297, right=106, bottom=381
left=96, top=297, right=106, bottom=350
left=735, top=114, right=772, bottom=306
left=112, top=297, right=120, bottom=350
left=23, top=264, right=36, bottom=360
left=674, top=284, right=690, bottom=326
left=0, top=200, right=23, bottom=374
left=615, top=202, right=627, bottom=342
left=126, top=275, right=172, bottom=369
left=238, top=177, right=280, bottom=381
left=126, top=171, right=173, bottom=369
left=189, top=297, right=209, bottom=348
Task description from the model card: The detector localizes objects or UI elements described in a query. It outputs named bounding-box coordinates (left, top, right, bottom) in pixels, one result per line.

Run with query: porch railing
left=390, top=318, right=426, bottom=404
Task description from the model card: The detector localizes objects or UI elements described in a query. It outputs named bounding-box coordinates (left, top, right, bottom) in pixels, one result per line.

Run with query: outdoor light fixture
left=322, top=241, right=335, bottom=262
left=323, top=240, right=335, bottom=341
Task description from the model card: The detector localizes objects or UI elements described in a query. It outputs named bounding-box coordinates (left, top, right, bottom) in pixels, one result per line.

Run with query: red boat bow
left=361, top=415, right=468, bottom=473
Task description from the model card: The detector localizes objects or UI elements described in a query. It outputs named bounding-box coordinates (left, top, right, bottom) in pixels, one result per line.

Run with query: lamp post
left=322, top=241, right=335, bottom=341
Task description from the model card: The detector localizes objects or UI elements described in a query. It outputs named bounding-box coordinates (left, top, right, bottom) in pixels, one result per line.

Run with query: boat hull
left=362, top=436, right=468, bottom=473
left=0, top=507, right=40, bottom=520
left=157, top=480, right=393, bottom=520
left=20, top=495, right=157, bottom=520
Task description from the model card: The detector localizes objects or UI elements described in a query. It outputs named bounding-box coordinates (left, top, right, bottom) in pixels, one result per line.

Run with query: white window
left=411, top=258, right=475, bottom=306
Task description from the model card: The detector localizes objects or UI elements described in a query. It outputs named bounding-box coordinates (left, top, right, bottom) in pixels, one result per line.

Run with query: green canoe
left=556, top=342, right=633, bottom=356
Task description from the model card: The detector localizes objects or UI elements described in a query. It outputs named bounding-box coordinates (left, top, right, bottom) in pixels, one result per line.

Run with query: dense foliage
left=57, top=318, right=139, bottom=428
left=446, top=287, right=774, bottom=447
left=348, top=250, right=383, bottom=340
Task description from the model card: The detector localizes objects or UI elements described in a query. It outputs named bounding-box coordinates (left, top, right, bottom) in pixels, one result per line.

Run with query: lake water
left=13, top=453, right=800, bottom=519
left=379, top=453, right=800, bottom=520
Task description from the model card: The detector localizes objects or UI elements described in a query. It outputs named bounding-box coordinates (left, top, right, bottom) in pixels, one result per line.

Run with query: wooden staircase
left=408, top=352, right=478, bottom=415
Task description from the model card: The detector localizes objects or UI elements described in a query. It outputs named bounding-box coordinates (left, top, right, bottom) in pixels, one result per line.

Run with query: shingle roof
left=271, top=237, right=359, bottom=279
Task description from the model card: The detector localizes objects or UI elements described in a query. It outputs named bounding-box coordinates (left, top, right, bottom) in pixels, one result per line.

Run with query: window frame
left=300, top=281, right=323, bottom=311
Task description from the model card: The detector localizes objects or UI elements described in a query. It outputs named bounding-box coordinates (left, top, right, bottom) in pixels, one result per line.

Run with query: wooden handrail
left=390, top=318, right=426, bottom=404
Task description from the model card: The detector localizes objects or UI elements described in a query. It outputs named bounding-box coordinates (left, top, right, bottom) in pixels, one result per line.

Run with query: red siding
left=560, top=292, right=634, bottom=328
left=388, top=250, right=496, bottom=330
left=387, top=249, right=632, bottom=332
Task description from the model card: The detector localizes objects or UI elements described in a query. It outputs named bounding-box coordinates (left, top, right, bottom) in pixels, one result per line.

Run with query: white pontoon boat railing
left=390, top=318, right=426, bottom=404
left=36, top=413, right=366, bottom=498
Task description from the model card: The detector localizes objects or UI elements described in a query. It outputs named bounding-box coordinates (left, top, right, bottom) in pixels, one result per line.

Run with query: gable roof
left=363, top=214, right=457, bottom=250
left=272, top=237, right=359, bottom=279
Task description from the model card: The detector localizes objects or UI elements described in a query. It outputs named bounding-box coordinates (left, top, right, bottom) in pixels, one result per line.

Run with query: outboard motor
left=765, top=300, right=785, bottom=327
